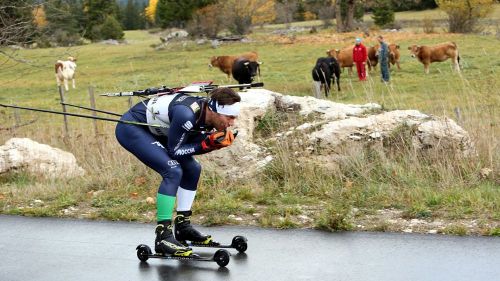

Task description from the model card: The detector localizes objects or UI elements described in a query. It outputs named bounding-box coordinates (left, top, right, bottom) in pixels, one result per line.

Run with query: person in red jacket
left=353, top=38, right=368, bottom=81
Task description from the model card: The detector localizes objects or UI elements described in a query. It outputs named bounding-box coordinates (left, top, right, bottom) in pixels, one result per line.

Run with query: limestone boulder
left=200, top=89, right=475, bottom=178
left=0, top=138, right=85, bottom=178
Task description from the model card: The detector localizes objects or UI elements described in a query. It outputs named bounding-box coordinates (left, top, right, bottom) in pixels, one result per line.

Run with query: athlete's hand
left=201, top=130, right=236, bottom=151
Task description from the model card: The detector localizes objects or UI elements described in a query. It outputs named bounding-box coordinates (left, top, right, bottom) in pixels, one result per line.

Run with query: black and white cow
left=312, top=57, right=340, bottom=98
left=231, top=58, right=261, bottom=85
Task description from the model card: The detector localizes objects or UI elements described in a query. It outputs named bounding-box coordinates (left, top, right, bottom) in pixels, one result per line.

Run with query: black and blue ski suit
left=115, top=93, right=212, bottom=222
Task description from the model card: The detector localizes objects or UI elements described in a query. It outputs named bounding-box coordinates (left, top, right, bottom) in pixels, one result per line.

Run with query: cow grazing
left=209, top=51, right=259, bottom=80
left=326, top=47, right=354, bottom=75
left=312, top=57, right=341, bottom=98
left=55, top=56, right=77, bottom=91
left=388, top=43, right=401, bottom=70
left=408, top=42, right=460, bottom=74
left=231, top=58, right=261, bottom=85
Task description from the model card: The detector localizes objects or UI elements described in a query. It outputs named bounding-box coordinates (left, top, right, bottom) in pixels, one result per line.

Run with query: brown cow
left=408, top=42, right=460, bottom=74
left=367, top=44, right=379, bottom=71
left=326, top=47, right=353, bottom=75
left=209, top=51, right=259, bottom=80
left=388, top=43, right=401, bottom=70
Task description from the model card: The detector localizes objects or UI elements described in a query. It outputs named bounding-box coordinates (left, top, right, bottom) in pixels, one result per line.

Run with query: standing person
left=378, top=35, right=390, bottom=82
left=353, top=38, right=368, bottom=81
left=115, top=87, right=240, bottom=257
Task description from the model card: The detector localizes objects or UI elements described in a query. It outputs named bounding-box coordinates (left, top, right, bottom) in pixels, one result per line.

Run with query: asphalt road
left=0, top=215, right=499, bottom=281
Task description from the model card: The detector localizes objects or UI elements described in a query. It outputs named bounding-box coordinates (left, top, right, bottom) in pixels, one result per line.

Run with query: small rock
left=480, top=168, right=492, bottom=178
left=145, top=197, right=155, bottom=204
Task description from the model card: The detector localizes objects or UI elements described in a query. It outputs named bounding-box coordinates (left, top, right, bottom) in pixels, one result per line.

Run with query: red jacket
left=353, top=43, right=367, bottom=63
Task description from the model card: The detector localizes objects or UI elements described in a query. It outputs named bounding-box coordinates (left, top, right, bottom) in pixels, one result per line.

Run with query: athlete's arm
left=166, top=105, right=205, bottom=158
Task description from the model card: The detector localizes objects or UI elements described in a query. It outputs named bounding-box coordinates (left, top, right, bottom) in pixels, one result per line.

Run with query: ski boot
left=174, top=211, right=219, bottom=246
left=155, top=223, right=193, bottom=257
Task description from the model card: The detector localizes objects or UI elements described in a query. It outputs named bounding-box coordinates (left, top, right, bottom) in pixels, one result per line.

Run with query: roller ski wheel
left=183, top=235, right=248, bottom=253
left=135, top=244, right=230, bottom=267
left=231, top=236, right=248, bottom=253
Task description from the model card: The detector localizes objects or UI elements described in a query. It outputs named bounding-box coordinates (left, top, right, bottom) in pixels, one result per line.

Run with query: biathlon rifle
left=100, top=81, right=264, bottom=97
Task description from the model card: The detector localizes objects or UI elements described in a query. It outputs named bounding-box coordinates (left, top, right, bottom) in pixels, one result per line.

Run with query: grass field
left=0, top=9, right=499, bottom=235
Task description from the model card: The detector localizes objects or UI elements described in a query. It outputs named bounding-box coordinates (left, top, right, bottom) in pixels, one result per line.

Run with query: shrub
left=372, top=0, right=395, bottom=28
left=100, top=16, right=124, bottom=40
left=436, top=0, right=495, bottom=33
left=422, top=17, right=435, bottom=33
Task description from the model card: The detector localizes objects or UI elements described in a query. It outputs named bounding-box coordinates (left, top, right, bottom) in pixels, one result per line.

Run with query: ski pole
left=0, top=104, right=165, bottom=128
left=60, top=102, right=122, bottom=117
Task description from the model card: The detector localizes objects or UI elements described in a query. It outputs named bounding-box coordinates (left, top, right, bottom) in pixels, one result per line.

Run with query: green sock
left=157, top=193, right=176, bottom=222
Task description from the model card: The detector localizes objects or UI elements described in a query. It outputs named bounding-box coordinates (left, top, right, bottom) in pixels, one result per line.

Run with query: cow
left=408, top=42, right=460, bottom=74
left=312, top=57, right=341, bottom=98
left=368, top=43, right=401, bottom=71
left=388, top=43, right=401, bottom=70
left=326, top=47, right=354, bottom=75
left=209, top=51, right=259, bottom=80
left=55, top=56, right=77, bottom=91
left=366, top=44, right=379, bottom=71
left=231, top=58, right=261, bottom=85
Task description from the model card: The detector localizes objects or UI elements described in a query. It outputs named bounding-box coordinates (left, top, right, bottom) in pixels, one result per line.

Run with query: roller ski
left=136, top=244, right=230, bottom=267
left=174, top=211, right=248, bottom=253
left=135, top=224, right=230, bottom=267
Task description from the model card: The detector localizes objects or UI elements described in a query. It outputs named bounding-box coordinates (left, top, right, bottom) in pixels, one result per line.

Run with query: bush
left=436, top=0, right=495, bottom=33
left=100, top=16, right=124, bottom=40
left=422, top=17, right=435, bottom=33
left=372, top=0, right=395, bottom=28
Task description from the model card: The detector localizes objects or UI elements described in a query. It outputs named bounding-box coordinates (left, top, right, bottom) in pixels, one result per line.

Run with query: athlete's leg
left=115, top=114, right=191, bottom=255
left=173, top=157, right=214, bottom=244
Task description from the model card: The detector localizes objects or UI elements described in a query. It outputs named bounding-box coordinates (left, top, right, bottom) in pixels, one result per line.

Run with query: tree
left=219, top=0, right=275, bottom=34
left=334, top=0, right=363, bottom=32
left=42, top=0, right=85, bottom=46
left=121, top=0, right=145, bottom=30
left=345, top=0, right=355, bottom=31
left=100, top=15, right=124, bottom=39
left=0, top=0, right=37, bottom=48
left=33, top=5, right=48, bottom=28
left=252, top=0, right=276, bottom=26
left=155, top=0, right=216, bottom=28
left=144, top=0, right=158, bottom=25
left=372, top=0, right=395, bottom=28
left=82, top=0, right=121, bottom=40
left=436, top=0, right=495, bottom=33
left=275, top=0, right=298, bottom=28
left=335, top=0, right=343, bottom=32
left=188, top=4, right=225, bottom=37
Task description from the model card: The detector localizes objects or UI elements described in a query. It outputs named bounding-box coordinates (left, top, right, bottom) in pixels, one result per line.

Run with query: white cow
left=55, top=56, right=77, bottom=91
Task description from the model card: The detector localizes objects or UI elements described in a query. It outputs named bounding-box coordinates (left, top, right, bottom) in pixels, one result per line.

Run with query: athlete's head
left=206, top=87, right=241, bottom=131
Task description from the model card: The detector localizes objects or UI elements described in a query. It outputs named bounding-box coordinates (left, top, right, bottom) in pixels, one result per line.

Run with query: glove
left=201, top=130, right=236, bottom=151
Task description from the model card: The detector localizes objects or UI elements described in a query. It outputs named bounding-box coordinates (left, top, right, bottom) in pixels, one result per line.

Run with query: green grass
left=0, top=11, right=499, bottom=235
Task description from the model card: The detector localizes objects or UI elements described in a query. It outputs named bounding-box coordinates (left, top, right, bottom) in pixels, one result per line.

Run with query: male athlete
left=115, top=87, right=240, bottom=256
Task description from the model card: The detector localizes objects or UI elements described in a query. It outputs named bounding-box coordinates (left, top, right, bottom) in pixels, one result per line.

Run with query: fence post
left=13, top=104, right=20, bottom=137
left=88, top=86, right=99, bottom=136
left=58, top=85, right=69, bottom=137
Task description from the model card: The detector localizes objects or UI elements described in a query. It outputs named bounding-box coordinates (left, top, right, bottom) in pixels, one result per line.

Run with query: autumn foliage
left=436, top=0, right=495, bottom=33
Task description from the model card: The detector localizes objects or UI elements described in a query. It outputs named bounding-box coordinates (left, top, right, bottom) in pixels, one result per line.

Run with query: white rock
left=0, top=138, right=85, bottom=178
left=197, top=89, right=475, bottom=179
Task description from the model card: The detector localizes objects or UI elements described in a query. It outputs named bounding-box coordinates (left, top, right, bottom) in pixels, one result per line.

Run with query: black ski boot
left=174, top=211, right=218, bottom=246
left=155, top=223, right=193, bottom=256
